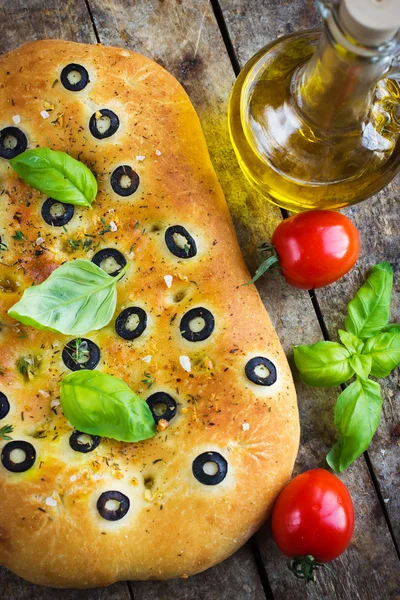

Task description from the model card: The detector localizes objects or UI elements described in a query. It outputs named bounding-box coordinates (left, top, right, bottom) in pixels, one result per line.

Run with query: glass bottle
left=229, top=0, right=400, bottom=212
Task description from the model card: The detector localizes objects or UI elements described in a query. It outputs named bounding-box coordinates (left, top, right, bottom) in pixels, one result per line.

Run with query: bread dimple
left=0, top=40, right=299, bottom=588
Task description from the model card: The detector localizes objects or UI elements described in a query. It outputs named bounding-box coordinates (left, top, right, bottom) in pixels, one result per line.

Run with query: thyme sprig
left=0, top=424, right=14, bottom=440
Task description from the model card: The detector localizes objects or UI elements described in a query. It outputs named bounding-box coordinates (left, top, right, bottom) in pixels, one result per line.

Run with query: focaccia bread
left=0, top=40, right=299, bottom=588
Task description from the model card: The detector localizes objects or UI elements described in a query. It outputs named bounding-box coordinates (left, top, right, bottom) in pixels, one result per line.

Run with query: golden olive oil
left=229, top=27, right=400, bottom=212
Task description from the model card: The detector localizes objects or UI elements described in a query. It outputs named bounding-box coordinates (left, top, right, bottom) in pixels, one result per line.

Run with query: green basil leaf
left=345, top=262, right=393, bottom=340
left=60, top=370, right=156, bottom=442
left=338, top=329, right=364, bottom=354
left=326, top=378, right=382, bottom=472
left=349, top=354, right=372, bottom=380
left=9, top=147, right=97, bottom=208
left=362, top=331, right=400, bottom=378
left=293, top=341, right=354, bottom=387
left=8, top=259, right=128, bottom=336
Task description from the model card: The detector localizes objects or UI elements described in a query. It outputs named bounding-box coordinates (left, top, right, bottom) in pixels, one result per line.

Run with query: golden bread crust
left=0, top=40, right=299, bottom=587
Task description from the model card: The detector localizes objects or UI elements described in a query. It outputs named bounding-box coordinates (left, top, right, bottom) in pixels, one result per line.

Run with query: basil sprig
left=294, top=262, right=399, bottom=473
left=10, top=147, right=97, bottom=208
left=8, top=259, right=128, bottom=336
left=60, top=370, right=156, bottom=442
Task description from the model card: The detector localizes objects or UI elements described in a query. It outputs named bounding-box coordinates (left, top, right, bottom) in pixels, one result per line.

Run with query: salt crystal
left=242, top=422, right=250, bottom=431
left=38, top=389, right=49, bottom=398
left=36, top=237, right=45, bottom=245
left=70, top=475, right=77, bottom=482
left=45, top=497, right=57, bottom=507
left=142, top=355, right=152, bottom=363
left=110, top=221, right=117, bottom=232
left=40, top=110, right=50, bottom=119
left=164, top=275, right=173, bottom=288
left=179, top=355, right=191, bottom=373
left=136, top=155, right=146, bottom=161
left=155, top=149, right=161, bottom=156
left=50, top=398, right=60, bottom=408
left=12, top=115, right=21, bottom=124
left=384, top=498, right=390, bottom=503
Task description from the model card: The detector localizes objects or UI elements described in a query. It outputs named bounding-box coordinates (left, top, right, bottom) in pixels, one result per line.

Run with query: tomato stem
left=242, top=244, right=279, bottom=286
left=286, top=555, right=335, bottom=583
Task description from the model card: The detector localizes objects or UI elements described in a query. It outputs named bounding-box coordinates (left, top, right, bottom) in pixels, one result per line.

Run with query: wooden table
left=1, top=1, right=399, bottom=598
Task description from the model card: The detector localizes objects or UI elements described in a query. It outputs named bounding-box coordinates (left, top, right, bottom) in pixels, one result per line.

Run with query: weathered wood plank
left=216, top=0, right=400, bottom=597
left=219, top=0, right=400, bottom=548
left=132, top=545, right=266, bottom=600
left=0, top=0, right=97, bottom=54
left=217, top=0, right=321, bottom=68
left=0, top=567, right=131, bottom=600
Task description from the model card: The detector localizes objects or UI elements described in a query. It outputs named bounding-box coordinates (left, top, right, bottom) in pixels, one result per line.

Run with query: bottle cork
left=339, top=0, right=400, bottom=45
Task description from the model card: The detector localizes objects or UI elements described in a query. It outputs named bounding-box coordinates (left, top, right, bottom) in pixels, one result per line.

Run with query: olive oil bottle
left=229, top=0, right=400, bottom=212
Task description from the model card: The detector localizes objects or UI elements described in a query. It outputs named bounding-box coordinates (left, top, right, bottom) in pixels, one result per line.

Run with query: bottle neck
left=292, top=22, right=393, bottom=132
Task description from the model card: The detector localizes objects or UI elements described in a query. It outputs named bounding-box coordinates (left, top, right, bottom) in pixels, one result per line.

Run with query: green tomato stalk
left=287, top=555, right=335, bottom=583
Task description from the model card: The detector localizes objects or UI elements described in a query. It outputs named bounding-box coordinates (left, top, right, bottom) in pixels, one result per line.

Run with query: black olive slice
left=115, top=307, right=147, bottom=340
left=69, top=430, right=101, bottom=453
left=62, top=338, right=100, bottom=372
left=41, top=198, right=75, bottom=227
left=97, top=490, right=130, bottom=521
left=1, top=440, right=36, bottom=473
left=245, top=356, right=277, bottom=386
left=0, top=127, right=28, bottom=160
left=89, top=109, right=120, bottom=139
left=0, top=392, right=10, bottom=420
left=110, top=165, right=140, bottom=197
left=92, top=248, right=127, bottom=277
left=146, top=392, right=177, bottom=424
left=165, top=225, right=197, bottom=259
left=180, top=307, right=215, bottom=342
left=192, top=451, right=228, bottom=486
left=60, top=63, right=89, bottom=91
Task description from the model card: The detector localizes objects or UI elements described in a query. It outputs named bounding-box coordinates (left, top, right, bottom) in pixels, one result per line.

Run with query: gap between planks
left=84, top=0, right=101, bottom=43
left=249, top=537, right=274, bottom=600
left=127, top=581, right=136, bottom=600
left=210, top=0, right=400, bottom=565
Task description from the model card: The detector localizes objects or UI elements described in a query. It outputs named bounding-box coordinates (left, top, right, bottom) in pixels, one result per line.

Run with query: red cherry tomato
left=271, top=210, right=360, bottom=289
left=272, top=469, right=354, bottom=567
